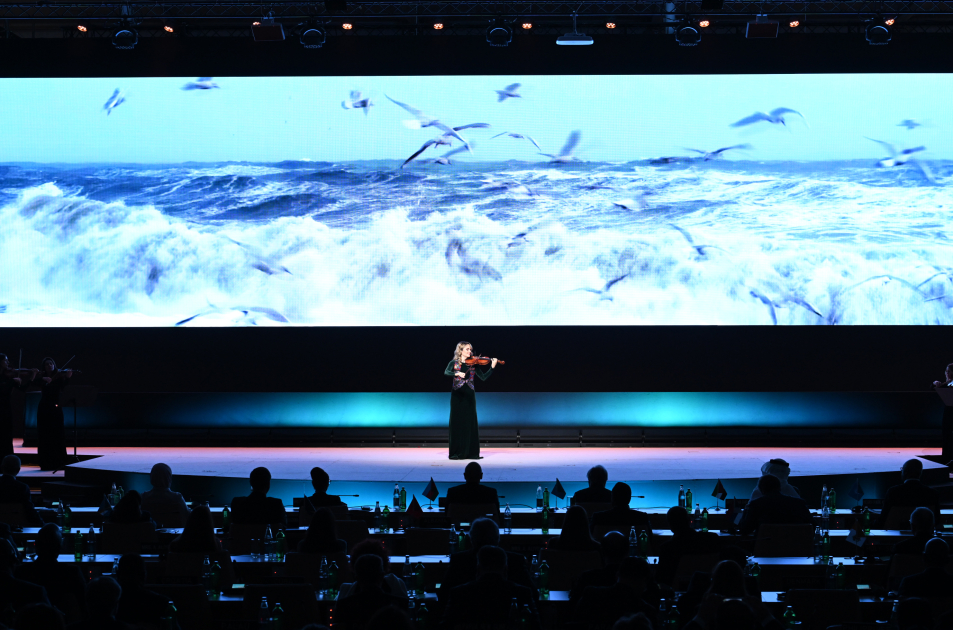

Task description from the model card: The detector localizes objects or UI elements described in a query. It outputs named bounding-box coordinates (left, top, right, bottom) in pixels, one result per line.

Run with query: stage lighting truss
left=486, top=16, right=512, bottom=46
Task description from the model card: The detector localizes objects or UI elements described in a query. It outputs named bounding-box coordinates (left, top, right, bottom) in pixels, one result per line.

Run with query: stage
left=42, top=445, right=949, bottom=511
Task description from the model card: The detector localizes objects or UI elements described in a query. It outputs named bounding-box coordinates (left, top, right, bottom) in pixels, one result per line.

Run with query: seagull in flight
left=577, top=274, right=629, bottom=301
left=182, top=77, right=220, bottom=91
left=175, top=304, right=290, bottom=326
left=495, top=83, right=522, bottom=102
left=670, top=224, right=724, bottom=256
left=865, top=137, right=935, bottom=183
left=400, top=124, right=491, bottom=168
left=898, top=119, right=922, bottom=130
left=103, top=89, right=125, bottom=116
left=342, top=91, right=373, bottom=115
left=731, top=108, right=807, bottom=128
left=492, top=132, right=541, bottom=152
left=541, top=130, right=581, bottom=163
left=684, top=144, right=752, bottom=160
left=386, top=95, right=480, bottom=149
left=433, top=143, right=473, bottom=166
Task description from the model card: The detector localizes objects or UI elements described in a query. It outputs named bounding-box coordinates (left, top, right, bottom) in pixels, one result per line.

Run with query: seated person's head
left=149, top=463, right=173, bottom=490
left=1, top=454, right=21, bottom=476
left=756, top=474, right=781, bottom=496
left=587, top=465, right=608, bottom=490
left=708, top=560, right=747, bottom=598
left=355, top=553, right=384, bottom=588
left=86, top=577, right=122, bottom=619
left=667, top=506, right=691, bottom=533
left=946, top=364, right=953, bottom=382
left=718, top=546, right=748, bottom=568
left=901, top=459, right=924, bottom=481
left=35, top=524, right=63, bottom=559
left=910, top=507, right=935, bottom=535
left=311, top=467, right=331, bottom=493
left=468, top=517, right=501, bottom=550
left=349, top=539, right=391, bottom=574
left=116, top=554, right=146, bottom=588
left=15, top=604, right=65, bottom=630
left=476, top=545, right=507, bottom=577
left=924, top=537, right=949, bottom=568
left=715, top=599, right=757, bottom=630
left=463, top=462, right=483, bottom=483
left=600, top=531, right=629, bottom=564
left=560, top=505, right=592, bottom=540
left=610, top=482, right=632, bottom=508
left=306, top=508, right=338, bottom=542
left=611, top=613, right=653, bottom=630
left=250, top=467, right=271, bottom=494
left=616, top=557, right=650, bottom=595
left=112, top=490, right=143, bottom=519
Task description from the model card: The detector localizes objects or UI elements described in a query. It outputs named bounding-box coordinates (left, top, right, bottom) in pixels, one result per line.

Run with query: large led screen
left=0, top=74, right=949, bottom=326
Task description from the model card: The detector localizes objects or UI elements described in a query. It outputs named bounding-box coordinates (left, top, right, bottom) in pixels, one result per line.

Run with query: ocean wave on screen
left=0, top=159, right=952, bottom=326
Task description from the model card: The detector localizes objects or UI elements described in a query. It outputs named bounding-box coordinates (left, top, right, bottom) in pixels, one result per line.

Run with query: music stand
left=64, top=385, right=97, bottom=462
left=935, top=387, right=953, bottom=461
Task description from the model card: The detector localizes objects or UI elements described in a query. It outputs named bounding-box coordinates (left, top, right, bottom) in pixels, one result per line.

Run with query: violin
left=464, top=356, right=504, bottom=366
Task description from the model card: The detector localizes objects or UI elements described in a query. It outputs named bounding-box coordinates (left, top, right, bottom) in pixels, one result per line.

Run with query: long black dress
left=36, top=374, right=69, bottom=471
left=444, top=360, right=493, bottom=460
left=0, top=373, right=23, bottom=457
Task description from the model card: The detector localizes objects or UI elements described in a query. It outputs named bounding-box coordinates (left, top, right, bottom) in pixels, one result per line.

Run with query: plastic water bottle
left=271, top=602, right=284, bottom=630
left=504, top=503, right=512, bottom=533
left=700, top=508, right=709, bottom=533
left=117, top=485, right=125, bottom=500
left=782, top=605, right=798, bottom=628
left=829, top=488, right=837, bottom=513
left=678, top=485, right=686, bottom=509
left=536, top=486, right=543, bottom=511
left=821, top=484, right=829, bottom=510
left=638, top=530, right=649, bottom=559
left=400, top=486, right=407, bottom=511
left=404, top=555, right=411, bottom=578
left=417, top=601, right=430, bottom=630
left=63, top=503, right=72, bottom=534
left=628, top=527, right=638, bottom=555
left=73, top=532, right=82, bottom=562
left=222, top=505, right=230, bottom=531
left=111, top=556, right=120, bottom=576
left=835, top=562, right=845, bottom=588
left=264, top=525, right=274, bottom=560
left=162, top=603, right=178, bottom=630
left=821, top=503, right=830, bottom=534
left=210, top=561, right=222, bottom=599
left=543, top=487, right=550, bottom=509
left=538, top=560, right=550, bottom=597
left=110, top=482, right=118, bottom=505
left=862, top=506, right=871, bottom=535
left=258, top=596, right=269, bottom=628
left=374, top=501, right=381, bottom=532
left=328, top=560, right=339, bottom=597
left=448, top=526, right=458, bottom=554
left=394, top=483, right=401, bottom=509
left=276, top=529, right=286, bottom=561
left=822, top=530, right=831, bottom=562
left=382, top=505, right=391, bottom=533
left=686, top=489, right=693, bottom=511
left=814, top=526, right=822, bottom=562
left=414, top=561, right=425, bottom=597
left=694, top=503, right=701, bottom=529
left=750, top=561, right=761, bottom=585
left=319, top=556, right=328, bottom=594
left=85, top=526, right=95, bottom=560
left=531, top=554, right=540, bottom=583
left=202, top=555, right=212, bottom=595
left=541, top=506, right=549, bottom=534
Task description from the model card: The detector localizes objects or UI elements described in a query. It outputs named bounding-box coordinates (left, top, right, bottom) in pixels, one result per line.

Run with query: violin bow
left=60, top=355, right=76, bottom=370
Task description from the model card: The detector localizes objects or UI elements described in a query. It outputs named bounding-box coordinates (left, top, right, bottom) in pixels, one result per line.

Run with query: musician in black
left=0, top=353, right=36, bottom=457
left=35, top=358, right=73, bottom=471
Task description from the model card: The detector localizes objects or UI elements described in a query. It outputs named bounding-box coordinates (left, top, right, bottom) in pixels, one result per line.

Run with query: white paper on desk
left=733, top=511, right=743, bottom=525
left=846, top=530, right=866, bottom=547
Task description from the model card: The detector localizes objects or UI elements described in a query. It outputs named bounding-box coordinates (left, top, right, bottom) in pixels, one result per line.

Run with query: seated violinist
left=934, top=363, right=953, bottom=387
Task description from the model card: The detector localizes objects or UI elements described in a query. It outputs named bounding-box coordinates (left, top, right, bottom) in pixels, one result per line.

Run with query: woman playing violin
left=0, top=353, right=37, bottom=457
left=35, top=357, right=73, bottom=471
left=444, top=342, right=498, bottom=460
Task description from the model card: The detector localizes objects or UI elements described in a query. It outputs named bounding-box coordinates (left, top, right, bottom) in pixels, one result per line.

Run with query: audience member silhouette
left=335, top=554, right=408, bottom=630
left=591, top=482, right=651, bottom=537
left=0, top=455, right=43, bottom=525
left=140, top=463, right=190, bottom=527
left=337, top=539, right=408, bottom=600
left=0, top=538, right=49, bottom=619
left=107, top=490, right=155, bottom=525
left=15, top=524, right=85, bottom=622
left=69, top=576, right=133, bottom=630
left=569, top=531, right=629, bottom=609
left=441, top=517, right=535, bottom=596
left=445, top=463, right=500, bottom=513
left=547, top=505, right=601, bottom=551
left=297, top=507, right=348, bottom=554
left=749, top=459, right=800, bottom=500
left=894, top=598, right=935, bottom=630
left=611, top=613, right=654, bottom=630
left=440, top=545, right=540, bottom=630
left=168, top=505, right=222, bottom=553
left=309, top=467, right=347, bottom=507
left=229, top=466, right=288, bottom=526
left=893, top=507, right=935, bottom=555
left=575, top=557, right=659, bottom=630
left=876, top=459, right=941, bottom=528
left=365, top=605, right=414, bottom=630
left=14, top=602, right=66, bottom=630
left=572, top=465, right=612, bottom=505
left=682, top=561, right=781, bottom=630
left=115, top=554, right=172, bottom=628
left=738, top=474, right=812, bottom=536
left=900, top=537, right=953, bottom=598
left=656, top=506, right=721, bottom=586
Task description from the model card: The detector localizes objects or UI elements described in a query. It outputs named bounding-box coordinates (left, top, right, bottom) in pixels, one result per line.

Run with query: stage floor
left=63, top=445, right=943, bottom=483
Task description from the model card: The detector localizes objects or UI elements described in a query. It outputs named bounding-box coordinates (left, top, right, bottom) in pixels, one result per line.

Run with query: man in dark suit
left=0, top=539, right=50, bottom=612
left=656, top=506, right=721, bottom=587
left=572, top=465, right=612, bottom=505
left=574, top=557, right=659, bottom=630
left=69, top=576, right=135, bottom=630
left=440, top=517, right=535, bottom=598
left=229, top=466, right=287, bottom=526
left=893, top=507, right=935, bottom=555
left=900, top=538, right=953, bottom=598
left=440, top=545, right=540, bottom=630
left=445, top=463, right=500, bottom=512
left=115, top=554, right=171, bottom=628
left=591, top=482, right=651, bottom=537
left=0, top=455, right=43, bottom=525
left=738, top=474, right=812, bottom=536
left=309, top=466, right=346, bottom=508
left=876, top=458, right=940, bottom=528
left=569, top=530, right=628, bottom=609
left=335, top=554, right=408, bottom=630
left=16, top=524, right=86, bottom=623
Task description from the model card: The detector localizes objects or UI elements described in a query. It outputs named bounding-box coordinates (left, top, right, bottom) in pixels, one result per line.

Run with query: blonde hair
left=453, top=341, right=472, bottom=364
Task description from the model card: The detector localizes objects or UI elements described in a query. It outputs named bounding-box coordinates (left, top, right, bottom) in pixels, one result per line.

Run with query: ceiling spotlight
left=557, top=12, right=593, bottom=45
left=433, top=23, right=444, bottom=30
left=866, top=20, right=891, bottom=44
left=486, top=17, right=512, bottom=47
left=252, top=21, right=260, bottom=26
left=522, top=23, right=533, bottom=30
left=885, top=17, right=895, bottom=25
left=111, top=26, right=139, bottom=49
left=163, top=25, right=174, bottom=33
left=789, top=20, right=799, bottom=27
left=342, top=22, right=353, bottom=29
left=675, top=21, right=701, bottom=46
left=699, top=20, right=710, bottom=27
left=606, top=22, right=616, bottom=29
left=77, top=24, right=88, bottom=32
left=299, top=24, right=326, bottom=47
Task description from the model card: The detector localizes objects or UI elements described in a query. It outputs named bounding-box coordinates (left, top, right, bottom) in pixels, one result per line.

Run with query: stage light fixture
left=675, top=21, right=701, bottom=46
left=556, top=12, right=593, bottom=45
left=163, top=25, right=174, bottom=33
left=522, top=23, right=533, bottom=30
left=111, top=26, right=139, bottom=49
left=342, top=22, right=353, bottom=30
left=789, top=20, right=800, bottom=27
left=699, top=20, right=710, bottom=27
left=252, top=21, right=260, bottom=26
left=486, top=17, right=512, bottom=47
left=885, top=17, right=896, bottom=25
left=299, top=24, right=326, bottom=48
left=77, top=24, right=88, bottom=32
left=433, top=23, right=444, bottom=30
left=606, top=22, right=617, bottom=29
left=866, top=20, right=891, bottom=44
left=746, top=14, right=779, bottom=38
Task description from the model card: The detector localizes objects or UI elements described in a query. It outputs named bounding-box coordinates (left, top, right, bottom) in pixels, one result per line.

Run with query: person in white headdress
left=750, top=458, right=800, bottom=500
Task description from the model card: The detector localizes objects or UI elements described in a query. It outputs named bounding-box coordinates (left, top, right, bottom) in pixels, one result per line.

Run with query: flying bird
left=400, top=124, right=490, bottom=168
left=342, top=91, right=373, bottom=115
left=731, top=108, right=807, bottom=128
left=865, top=137, right=935, bottom=183
left=898, top=119, right=922, bottom=130
left=684, top=144, right=752, bottom=161
left=386, top=95, right=478, bottom=149
left=175, top=305, right=290, bottom=326
left=492, top=132, right=541, bottom=152
left=433, top=143, right=474, bottom=166
left=669, top=224, right=724, bottom=256
left=577, top=274, right=629, bottom=301
left=103, top=89, right=125, bottom=116
left=540, top=130, right=581, bottom=164
left=182, top=77, right=220, bottom=91
left=495, top=83, right=522, bottom=102
left=225, top=236, right=292, bottom=276
left=613, top=197, right=648, bottom=211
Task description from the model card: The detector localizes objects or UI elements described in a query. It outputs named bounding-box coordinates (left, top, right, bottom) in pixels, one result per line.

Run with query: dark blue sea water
left=0, top=158, right=950, bottom=325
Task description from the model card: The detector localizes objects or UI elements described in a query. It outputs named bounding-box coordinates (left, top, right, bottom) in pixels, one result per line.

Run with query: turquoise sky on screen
left=0, top=74, right=949, bottom=163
